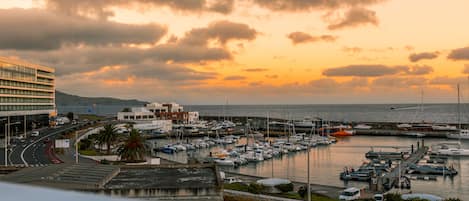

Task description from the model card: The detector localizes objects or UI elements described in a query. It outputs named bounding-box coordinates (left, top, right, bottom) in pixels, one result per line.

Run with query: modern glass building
left=0, top=56, right=55, bottom=135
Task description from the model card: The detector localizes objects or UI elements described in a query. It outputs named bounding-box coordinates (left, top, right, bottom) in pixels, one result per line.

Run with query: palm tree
left=118, top=129, right=147, bottom=162
left=96, top=124, right=118, bottom=155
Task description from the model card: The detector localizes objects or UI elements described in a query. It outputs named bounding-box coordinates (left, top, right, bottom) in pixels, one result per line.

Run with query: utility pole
left=4, top=126, right=7, bottom=166
left=24, top=115, right=26, bottom=139
left=307, top=145, right=311, bottom=201
left=75, top=131, right=79, bottom=164
left=458, top=83, right=461, bottom=129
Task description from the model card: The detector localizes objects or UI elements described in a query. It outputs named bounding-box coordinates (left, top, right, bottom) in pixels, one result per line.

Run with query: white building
left=117, top=107, right=156, bottom=121
left=188, top=111, right=199, bottom=123
left=133, top=120, right=172, bottom=132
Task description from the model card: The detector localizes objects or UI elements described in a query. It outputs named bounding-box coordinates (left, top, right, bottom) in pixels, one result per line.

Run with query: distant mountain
left=55, top=91, right=148, bottom=106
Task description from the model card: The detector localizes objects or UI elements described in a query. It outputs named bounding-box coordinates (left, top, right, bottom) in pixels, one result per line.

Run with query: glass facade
left=0, top=58, right=55, bottom=114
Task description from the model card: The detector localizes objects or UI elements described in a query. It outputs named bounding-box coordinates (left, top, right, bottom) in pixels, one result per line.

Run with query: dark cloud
left=448, top=47, right=469, bottom=60
left=4, top=45, right=231, bottom=75
left=224, top=75, right=247, bottom=80
left=327, top=7, right=378, bottom=30
left=323, top=64, right=434, bottom=77
left=181, top=20, right=258, bottom=46
left=287, top=32, right=337, bottom=45
left=252, top=0, right=385, bottom=11
left=404, top=65, right=434, bottom=75
left=45, top=0, right=234, bottom=19
left=0, top=19, right=257, bottom=75
left=0, top=8, right=167, bottom=50
left=208, top=0, right=235, bottom=14
left=409, top=51, right=439, bottom=62
left=265, top=74, right=278, bottom=79
left=323, top=65, right=403, bottom=77
left=244, top=68, right=268, bottom=72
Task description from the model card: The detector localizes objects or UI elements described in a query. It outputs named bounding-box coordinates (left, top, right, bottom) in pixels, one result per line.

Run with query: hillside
left=56, top=91, right=148, bottom=106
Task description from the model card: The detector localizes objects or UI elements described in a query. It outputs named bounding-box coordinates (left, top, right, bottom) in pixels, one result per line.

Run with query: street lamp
left=2, top=117, right=20, bottom=167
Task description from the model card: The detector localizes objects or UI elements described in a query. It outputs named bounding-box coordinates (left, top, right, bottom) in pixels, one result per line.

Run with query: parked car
left=31, top=131, right=40, bottom=137
left=374, top=194, right=384, bottom=201
left=339, top=187, right=361, bottom=201
left=224, top=177, right=243, bottom=184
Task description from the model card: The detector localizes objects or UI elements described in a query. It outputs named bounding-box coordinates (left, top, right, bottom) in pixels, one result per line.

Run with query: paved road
left=0, top=124, right=85, bottom=166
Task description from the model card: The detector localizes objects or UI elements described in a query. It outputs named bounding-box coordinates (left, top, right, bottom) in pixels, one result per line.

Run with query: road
left=0, top=124, right=85, bottom=166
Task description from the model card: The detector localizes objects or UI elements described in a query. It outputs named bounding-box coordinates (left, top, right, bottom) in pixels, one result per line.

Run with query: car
left=31, top=131, right=40, bottom=137
left=339, top=187, right=361, bottom=201
left=43, top=138, right=51, bottom=144
left=224, top=177, right=243, bottom=184
left=374, top=194, right=384, bottom=201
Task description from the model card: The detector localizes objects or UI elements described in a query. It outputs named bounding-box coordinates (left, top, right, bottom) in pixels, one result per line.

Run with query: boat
left=354, top=124, right=372, bottom=130
left=294, top=117, right=315, bottom=128
left=437, top=147, right=469, bottom=156
left=365, top=150, right=404, bottom=159
left=397, top=123, right=412, bottom=129
left=160, top=145, right=177, bottom=154
left=446, top=84, right=469, bottom=140
left=404, top=132, right=426, bottom=137
left=407, top=164, right=458, bottom=176
left=214, top=158, right=235, bottom=166
left=340, top=167, right=372, bottom=181
left=432, top=124, right=457, bottom=131
left=447, top=129, right=469, bottom=140
left=331, top=128, right=355, bottom=137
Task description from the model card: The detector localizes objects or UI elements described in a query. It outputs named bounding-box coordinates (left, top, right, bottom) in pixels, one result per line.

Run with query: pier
left=371, top=140, right=429, bottom=192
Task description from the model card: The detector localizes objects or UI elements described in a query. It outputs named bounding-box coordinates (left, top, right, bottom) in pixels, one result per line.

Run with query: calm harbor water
left=153, top=136, right=469, bottom=199
left=59, top=103, right=469, bottom=123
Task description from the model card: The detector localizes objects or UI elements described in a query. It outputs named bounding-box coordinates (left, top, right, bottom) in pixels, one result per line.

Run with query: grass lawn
left=78, top=114, right=106, bottom=121
left=79, top=149, right=99, bottom=156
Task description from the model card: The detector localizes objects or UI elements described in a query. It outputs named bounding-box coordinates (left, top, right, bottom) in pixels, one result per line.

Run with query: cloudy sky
left=1, top=0, right=469, bottom=104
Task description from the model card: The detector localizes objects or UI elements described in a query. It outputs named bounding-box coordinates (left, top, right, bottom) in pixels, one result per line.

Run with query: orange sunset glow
left=1, top=0, right=469, bottom=104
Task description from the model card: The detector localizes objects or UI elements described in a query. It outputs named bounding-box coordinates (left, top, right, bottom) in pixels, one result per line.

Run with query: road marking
left=20, top=126, right=77, bottom=166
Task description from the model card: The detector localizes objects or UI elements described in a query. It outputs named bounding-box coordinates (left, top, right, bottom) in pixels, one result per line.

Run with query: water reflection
left=151, top=136, right=469, bottom=199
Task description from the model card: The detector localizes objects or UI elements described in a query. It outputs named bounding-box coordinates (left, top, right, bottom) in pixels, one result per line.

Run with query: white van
left=31, top=131, right=40, bottom=137
left=339, top=187, right=361, bottom=200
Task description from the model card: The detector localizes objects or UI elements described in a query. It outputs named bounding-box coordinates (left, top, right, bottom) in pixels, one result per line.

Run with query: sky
left=1, top=0, right=469, bottom=104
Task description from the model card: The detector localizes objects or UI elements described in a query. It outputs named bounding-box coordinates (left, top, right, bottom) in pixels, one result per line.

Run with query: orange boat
left=331, top=128, right=355, bottom=137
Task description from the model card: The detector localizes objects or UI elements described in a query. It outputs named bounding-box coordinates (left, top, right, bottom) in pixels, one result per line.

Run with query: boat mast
left=458, top=83, right=461, bottom=130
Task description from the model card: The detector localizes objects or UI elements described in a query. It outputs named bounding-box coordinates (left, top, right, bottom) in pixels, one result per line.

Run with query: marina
left=151, top=135, right=469, bottom=199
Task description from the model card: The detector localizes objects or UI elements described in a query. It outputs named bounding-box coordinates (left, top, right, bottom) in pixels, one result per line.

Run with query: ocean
left=59, top=103, right=469, bottom=123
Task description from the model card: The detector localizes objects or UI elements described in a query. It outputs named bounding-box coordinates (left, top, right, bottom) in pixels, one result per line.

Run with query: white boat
left=432, top=124, right=457, bottom=131
left=354, top=124, right=372, bottom=130
left=433, top=142, right=469, bottom=156
left=437, top=148, right=469, bottom=156
left=447, top=129, right=469, bottom=140
left=214, top=158, right=235, bottom=166
left=397, top=123, right=412, bottom=129
left=294, top=118, right=315, bottom=128
left=404, top=132, right=426, bottom=137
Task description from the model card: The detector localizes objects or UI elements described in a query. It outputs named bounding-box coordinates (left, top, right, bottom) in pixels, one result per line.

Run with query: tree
left=118, top=129, right=147, bottom=162
left=121, top=108, right=131, bottom=112
left=66, top=112, right=74, bottom=120
left=96, top=124, right=118, bottom=155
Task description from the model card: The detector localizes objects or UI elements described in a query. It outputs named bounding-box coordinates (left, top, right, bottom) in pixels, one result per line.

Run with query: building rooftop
left=0, top=56, right=54, bottom=72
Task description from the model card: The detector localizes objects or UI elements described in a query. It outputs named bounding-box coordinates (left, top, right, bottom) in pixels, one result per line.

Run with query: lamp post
left=2, top=117, right=21, bottom=167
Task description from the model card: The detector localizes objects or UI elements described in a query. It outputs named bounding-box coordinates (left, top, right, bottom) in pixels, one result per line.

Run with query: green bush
left=275, top=183, right=293, bottom=193
left=298, top=186, right=307, bottom=198
left=247, top=183, right=264, bottom=194
left=385, top=193, right=403, bottom=201
left=79, top=139, right=92, bottom=150
left=444, top=199, right=461, bottom=201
